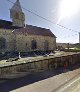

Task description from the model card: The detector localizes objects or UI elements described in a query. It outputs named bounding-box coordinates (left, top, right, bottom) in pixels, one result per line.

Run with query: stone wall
left=0, top=53, right=80, bottom=78
left=15, top=34, right=56, bottom=52
left=0, top=29, right=15, bottom=52
left=0, top=28, right=56, bottom=52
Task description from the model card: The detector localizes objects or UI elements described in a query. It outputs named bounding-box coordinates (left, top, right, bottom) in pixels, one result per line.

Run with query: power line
left=7, top=0, right=79, bottom=33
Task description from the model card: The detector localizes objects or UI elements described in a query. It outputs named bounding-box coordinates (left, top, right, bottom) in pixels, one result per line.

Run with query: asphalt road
left=0, top=64, right=80, bottom=92
left=54, top=73, right=80, bottom=92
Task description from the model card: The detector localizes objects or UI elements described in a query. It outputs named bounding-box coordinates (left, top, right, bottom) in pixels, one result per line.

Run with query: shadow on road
left=0, top=64, right=80, bottom=92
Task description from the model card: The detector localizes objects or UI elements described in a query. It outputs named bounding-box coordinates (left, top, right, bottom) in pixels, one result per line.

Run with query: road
left=54, top=73, right=80, bottom=92
left=0, top=64, right=80, bottom=92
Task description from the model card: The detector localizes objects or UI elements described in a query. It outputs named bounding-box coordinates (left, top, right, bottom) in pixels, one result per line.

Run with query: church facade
left=0, top=0, right=56, bottom=53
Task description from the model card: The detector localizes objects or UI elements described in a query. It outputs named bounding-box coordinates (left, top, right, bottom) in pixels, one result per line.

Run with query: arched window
left=44, top=40, right=49, bottom=51
left=0, top=37, right=6, bottom=49
left=31, top=40, right=37, bottom=49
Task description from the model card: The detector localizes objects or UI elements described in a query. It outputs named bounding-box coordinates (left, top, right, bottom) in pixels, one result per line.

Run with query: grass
left=64, top=48, right=80, bottom=52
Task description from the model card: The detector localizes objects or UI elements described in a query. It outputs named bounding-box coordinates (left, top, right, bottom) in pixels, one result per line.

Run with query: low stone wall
left=0, top=53, right=80, bottom=78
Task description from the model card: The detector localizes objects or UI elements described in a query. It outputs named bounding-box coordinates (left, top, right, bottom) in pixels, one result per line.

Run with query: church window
left=26, top=43, right=27, bottom=46
left=44, top=40, right=49, bottom=51
left=31, top=40, right=37, bottom=49
left=0, top=37, right=6, bottom=49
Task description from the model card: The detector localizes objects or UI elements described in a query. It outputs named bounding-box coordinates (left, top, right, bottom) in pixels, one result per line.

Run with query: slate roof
left=11, top=0, right=22, bottom=12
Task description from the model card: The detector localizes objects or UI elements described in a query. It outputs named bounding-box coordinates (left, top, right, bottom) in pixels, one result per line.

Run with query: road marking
left=58, top=76, right=80, bottom=92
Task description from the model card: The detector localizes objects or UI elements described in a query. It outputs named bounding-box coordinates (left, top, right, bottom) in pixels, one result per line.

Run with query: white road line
left=58, top=76, right=80, bottom=92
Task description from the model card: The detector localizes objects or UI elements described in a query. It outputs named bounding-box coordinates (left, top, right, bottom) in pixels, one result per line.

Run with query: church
left=0, top=0, right=56, bottom=53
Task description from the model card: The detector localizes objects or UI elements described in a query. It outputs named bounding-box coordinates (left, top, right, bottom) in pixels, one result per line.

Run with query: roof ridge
left=26, top=24, right=50, bottom=30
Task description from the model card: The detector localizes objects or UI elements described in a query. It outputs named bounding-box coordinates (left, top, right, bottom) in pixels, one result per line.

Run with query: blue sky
left=0, top=0, right=80, bottom=43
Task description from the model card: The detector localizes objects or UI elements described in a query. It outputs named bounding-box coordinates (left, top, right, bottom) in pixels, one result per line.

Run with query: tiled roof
left=0, top=19, right=56, bottom=38
left=15, top=25, right=56, bottom=38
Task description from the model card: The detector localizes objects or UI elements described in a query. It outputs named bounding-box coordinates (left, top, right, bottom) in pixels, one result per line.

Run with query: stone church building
left=0, top=0, right=56, bottom=53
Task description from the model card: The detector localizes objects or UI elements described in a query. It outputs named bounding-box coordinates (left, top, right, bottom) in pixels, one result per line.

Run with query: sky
left=0, top=0, right=80, bottom=43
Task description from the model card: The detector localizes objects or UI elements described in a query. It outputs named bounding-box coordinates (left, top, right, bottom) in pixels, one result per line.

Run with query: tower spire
left=10, top=0, right=25, bottom=27
left=11, top=0, right=22, bottom=12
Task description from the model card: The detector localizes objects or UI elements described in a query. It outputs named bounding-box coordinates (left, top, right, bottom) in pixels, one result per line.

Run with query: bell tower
left=10, top=0, right=25, bottom=27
